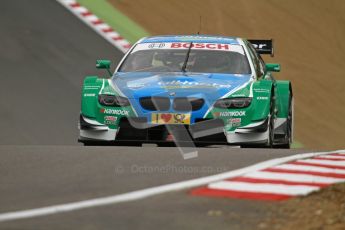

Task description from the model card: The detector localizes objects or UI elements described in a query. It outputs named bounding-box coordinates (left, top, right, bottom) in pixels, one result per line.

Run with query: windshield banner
left=132, top=42, right=245, bottom=55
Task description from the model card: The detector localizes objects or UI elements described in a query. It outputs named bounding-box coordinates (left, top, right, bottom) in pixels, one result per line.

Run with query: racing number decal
left=151, top=113, right=191, bottom=124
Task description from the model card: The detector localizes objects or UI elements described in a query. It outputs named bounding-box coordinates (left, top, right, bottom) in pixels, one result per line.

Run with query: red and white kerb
left=191, top=152, right=345, bottom=201
left=57, top=0, right=131, bottom=53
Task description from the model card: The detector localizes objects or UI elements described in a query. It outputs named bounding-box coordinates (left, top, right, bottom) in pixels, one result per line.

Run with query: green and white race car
left=79, top=35, right=293, bottom=148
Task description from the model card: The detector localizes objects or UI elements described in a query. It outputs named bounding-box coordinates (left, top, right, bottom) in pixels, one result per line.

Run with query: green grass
left=78, top=0, right=150, bottom=44
left=291, top=140, right=304, bottom=149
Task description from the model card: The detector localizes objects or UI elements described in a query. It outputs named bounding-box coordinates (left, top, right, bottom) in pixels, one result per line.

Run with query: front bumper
left=78, top=115, right=270, bottom=145
left=79, top=115, right=117, bottom=141
left=226, top=118, right=269, bottom=144
left=225, top=129, right=269, bottom=144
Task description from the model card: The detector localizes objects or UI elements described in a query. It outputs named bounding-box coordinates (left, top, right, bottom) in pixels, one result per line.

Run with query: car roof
left=140, top=35, right=242, bottom=45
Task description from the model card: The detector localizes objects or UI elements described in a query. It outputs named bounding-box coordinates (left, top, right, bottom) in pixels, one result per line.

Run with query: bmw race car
left=79, top=35, right=293, bottom=148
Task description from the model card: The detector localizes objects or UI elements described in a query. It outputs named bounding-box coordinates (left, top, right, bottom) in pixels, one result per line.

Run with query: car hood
left=112, top=72, right=252, bottom=101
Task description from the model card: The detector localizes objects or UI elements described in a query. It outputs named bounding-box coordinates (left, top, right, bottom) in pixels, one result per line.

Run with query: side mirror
left=96, top=59, right=111, bottom=69
left=266, top=63, right=281, bottom=72
left=96, top=59, right=112, bottom=77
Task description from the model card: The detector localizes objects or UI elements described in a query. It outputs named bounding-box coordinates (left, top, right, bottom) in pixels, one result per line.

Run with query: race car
left=79, top=35, right=293, bottom=148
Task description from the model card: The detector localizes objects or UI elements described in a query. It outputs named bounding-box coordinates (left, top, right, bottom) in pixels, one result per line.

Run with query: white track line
left=0, top=150, right=344, bottom=222
left=243, top=171, right=345, bottom=184
left=208, top=181, right=319, bottom=196
left=316, top=155, right=345, bottom=160
left=297, top=159, right=345, bottom=167
left=272, top=164, right=345, bottom=174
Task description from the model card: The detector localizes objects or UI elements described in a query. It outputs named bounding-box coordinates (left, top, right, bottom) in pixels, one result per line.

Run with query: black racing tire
left=264, top=90, right=275, bottom=148
left=274, top=95, right=293, bottom=149
left=266, top=112, right=274, bottom=148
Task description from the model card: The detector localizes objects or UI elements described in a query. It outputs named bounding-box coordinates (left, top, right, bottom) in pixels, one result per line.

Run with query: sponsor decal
left=148, top=43, right=165, bottom=49
left=174, top=114, right=186, bottom=123
left=84, top=93, right=96, bottom=97
left=158, top=80, right=231, bottom=89
left=127, top=82, right=146, bottom=89
left=100, top=108, right=129, bottom=116
left=257, top=96, right=269, bottom=100
left=102, top=91, right=114, bottom=95
left=132, top=42, right=245, bottom=54
left=104, top=116, right=117, bottom=125
left=214, top=111, right=246, bottom=117
left=228, top=118, right=241, bottom=127
left=232, top=94, right=246, bottom=97
left=151, top=113, right=191, bottom=124
left=171, top=42, right=230, bottom=50
left=254, top=89, right=270, bottom=93
left=252, top=43, right=267, bottom=49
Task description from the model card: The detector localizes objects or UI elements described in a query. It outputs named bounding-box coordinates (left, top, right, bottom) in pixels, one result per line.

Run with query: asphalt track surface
left=0, top=1, right=307, bottom=229
left=0, top=0, right=124, bottom=145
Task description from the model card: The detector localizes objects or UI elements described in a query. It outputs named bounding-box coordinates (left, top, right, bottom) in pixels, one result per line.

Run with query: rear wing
left=248, top=39, right=274, bottom=57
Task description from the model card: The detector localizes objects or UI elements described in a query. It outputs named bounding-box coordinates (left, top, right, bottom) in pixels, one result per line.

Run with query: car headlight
left=214, top=97, right=252, bottom=109
left=98, top=95, right=130, bottom=107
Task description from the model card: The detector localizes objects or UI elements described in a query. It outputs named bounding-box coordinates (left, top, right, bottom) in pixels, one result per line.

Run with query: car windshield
left=118, top=42, right=251, bottom=74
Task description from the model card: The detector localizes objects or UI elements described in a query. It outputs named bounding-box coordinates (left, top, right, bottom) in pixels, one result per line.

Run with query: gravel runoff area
left=258, top=183, right=345, bottom=230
